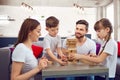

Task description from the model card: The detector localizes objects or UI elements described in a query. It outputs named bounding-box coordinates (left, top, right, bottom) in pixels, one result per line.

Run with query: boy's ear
left=46, top=27, right=48, bottom=30
left=86, top=29, right=88, bottom=33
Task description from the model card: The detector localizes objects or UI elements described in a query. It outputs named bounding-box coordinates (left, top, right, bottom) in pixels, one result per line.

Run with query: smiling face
left=29, top=25, right=41, bottom=42
left=75, top=24, right=88, bottom=39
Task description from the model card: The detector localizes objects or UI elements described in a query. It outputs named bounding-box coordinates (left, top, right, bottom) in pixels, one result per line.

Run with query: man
left=63, top=19, right=96, bottom=55
left=62, top=19, right=96, bottom=80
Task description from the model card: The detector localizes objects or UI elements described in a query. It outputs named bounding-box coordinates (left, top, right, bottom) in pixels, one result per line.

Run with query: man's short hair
left=76, top=20, right=89, bottom=30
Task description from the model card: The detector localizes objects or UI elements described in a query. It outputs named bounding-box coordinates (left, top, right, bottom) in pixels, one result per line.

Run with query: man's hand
left=69, top=53, right=80, bottom=60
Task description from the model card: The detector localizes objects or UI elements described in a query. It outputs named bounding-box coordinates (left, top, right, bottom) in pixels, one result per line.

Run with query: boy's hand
left=61, top=55, right=68, bottom=62
left=58, top=59, right=68, bottom=66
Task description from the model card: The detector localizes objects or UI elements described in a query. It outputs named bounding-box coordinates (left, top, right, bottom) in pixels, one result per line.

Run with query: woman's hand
left=38, top=57, right=48, bottom=70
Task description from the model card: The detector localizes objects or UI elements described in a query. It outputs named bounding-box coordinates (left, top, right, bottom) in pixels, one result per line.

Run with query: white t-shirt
left=100, top=39, right=117, bottom=78
left=43, top=34, right=61, bottom=60
left=12, top=43, right=38, bottom=80
left=63, top=36, right=96, bottom=54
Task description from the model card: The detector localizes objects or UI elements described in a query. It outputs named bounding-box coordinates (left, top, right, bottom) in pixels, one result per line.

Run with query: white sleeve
left=43, top=37, right=50, bottom=50
left=90, top=41, right=96, bottom=54
left=12, top=45, right=26, bottom=62
left=62, top=39, right=67, bottom=49
left=57, top=36, right=61, bottom=47
left=103, top=41, right=115, bottom=55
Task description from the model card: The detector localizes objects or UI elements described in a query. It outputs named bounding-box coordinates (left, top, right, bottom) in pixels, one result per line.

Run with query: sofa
left=0, top=41, right=44, bottom=80
left=0, top=48, right=11, bottom=80
left=0, top=39, right=120, bottom=80
left=115, top=58, right=120, bottom=80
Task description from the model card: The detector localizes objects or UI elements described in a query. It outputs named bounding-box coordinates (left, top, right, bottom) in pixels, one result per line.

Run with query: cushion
left=32, top=45, right=43, bottom=58
left=9, top=47, right=14, bottom=54
left=118, top=41, right=120, bottom=57
left=96, top=43, right=101, bottom=55
left=10, top=45, right=43, bottom=58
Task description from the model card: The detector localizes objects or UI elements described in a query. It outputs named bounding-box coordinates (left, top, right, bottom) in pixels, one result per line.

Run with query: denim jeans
left=95, top=76, right=114, bottom=80
left=45, top=78, right=56, bottom=80
left=66, top=76, right=94, bottom=80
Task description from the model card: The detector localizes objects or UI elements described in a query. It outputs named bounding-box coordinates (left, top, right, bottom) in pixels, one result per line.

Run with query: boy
left=43, top=16, right=67, bottom=66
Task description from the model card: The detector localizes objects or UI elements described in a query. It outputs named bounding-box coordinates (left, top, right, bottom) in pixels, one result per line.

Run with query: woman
left=11, top=18, right=48, bottom=80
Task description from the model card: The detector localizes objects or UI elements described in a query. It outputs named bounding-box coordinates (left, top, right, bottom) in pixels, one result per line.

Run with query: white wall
left=106, top=3, right=114, bottom=39
left=0, top=6, right=97, bottom=39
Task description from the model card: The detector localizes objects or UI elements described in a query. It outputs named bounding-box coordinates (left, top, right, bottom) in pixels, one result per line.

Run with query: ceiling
left=0, top=0, right=113, bottom=7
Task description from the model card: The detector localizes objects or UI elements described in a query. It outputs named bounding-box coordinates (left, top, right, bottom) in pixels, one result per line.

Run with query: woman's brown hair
left=14, top=18, right=40, bottom=47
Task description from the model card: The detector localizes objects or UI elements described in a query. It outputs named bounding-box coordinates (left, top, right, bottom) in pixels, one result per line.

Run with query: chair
left=0, top=48, right=11, bottom=80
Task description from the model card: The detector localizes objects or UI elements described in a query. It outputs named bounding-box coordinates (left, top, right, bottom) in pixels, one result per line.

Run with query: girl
left=72, top=18, right=117, bottom=80
left=11, top=18, right=48, bottom=80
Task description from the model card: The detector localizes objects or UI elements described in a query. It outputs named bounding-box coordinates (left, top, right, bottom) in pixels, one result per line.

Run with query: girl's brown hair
left=94, top=18, right=113, bottom=33
left=14, top=18, right=40, bottom=47
left=94, top=18, right=113, bottom=55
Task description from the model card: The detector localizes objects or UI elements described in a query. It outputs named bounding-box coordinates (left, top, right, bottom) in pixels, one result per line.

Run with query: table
left=42, top=63, right=109, bottom=80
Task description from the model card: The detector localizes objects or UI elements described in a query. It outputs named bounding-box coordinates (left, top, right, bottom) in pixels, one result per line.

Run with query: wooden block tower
left=65, top=38, right=96, bottom=65
left=66, top=38, right=77, bottom=62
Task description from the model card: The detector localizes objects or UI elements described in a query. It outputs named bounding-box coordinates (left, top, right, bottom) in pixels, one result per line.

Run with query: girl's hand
left=88, top=53, right=97, bottom=57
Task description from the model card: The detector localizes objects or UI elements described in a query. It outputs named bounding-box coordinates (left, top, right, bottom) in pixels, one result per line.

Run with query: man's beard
left=75, top=33, right=84, bottom=39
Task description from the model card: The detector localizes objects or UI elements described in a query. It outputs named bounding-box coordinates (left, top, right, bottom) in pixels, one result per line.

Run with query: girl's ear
left=106, top=27, right=110, bottom=33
